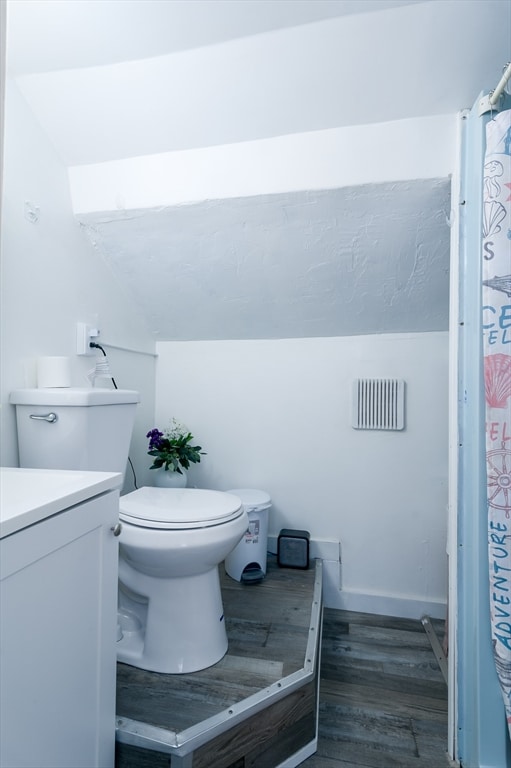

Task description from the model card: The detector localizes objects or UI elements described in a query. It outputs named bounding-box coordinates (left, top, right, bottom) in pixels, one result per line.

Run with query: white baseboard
left=268, top=535, right=447, bottom=621
left=326, top=588, right=447, bottom=621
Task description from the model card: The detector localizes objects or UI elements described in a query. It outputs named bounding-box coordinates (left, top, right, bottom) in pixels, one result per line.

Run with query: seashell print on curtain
left=483, top=108, right=511, bottom=736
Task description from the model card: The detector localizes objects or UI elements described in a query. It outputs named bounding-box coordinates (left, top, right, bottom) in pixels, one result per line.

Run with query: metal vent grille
left=352, top=379, right=405, bottom=431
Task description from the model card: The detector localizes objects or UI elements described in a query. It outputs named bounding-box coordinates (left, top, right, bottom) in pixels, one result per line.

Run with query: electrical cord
left=128, top=459, right=139, bottom=489
left=89, top=342, right=138, bottom=489
left=89, top=342, right=117, bottom=388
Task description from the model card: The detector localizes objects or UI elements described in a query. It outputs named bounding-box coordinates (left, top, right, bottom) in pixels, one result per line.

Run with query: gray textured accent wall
left=78, top=178, right=451, bottom=340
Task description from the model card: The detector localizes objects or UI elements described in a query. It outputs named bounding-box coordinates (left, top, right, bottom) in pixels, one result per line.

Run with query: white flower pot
left=152, top=468, right=188, bottom=488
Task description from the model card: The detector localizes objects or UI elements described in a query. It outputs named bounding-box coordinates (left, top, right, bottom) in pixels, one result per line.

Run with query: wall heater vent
left=352, top=379, right=405, bottom=431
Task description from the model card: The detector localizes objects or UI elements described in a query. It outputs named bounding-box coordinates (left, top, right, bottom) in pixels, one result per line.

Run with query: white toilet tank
left=9, top=388, right=140, bottom=476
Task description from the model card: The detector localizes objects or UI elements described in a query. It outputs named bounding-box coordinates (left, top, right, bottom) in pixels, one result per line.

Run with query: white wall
left=0, top=79, right=156, bottom=487
left=155, top=332, right=448, bottom=618
left=1, top=1, right=6, bottom=214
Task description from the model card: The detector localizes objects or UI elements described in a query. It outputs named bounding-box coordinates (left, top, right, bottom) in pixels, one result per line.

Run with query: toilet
left=117, top=487, right=247, bottom=673
left=9, top=388, right=248, bottom=674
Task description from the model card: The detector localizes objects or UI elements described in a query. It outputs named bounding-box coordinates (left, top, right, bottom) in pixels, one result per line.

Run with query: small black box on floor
left=277, top=529, right=310, bottom=569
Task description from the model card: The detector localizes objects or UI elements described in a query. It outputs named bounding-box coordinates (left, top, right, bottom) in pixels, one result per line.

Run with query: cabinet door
left=0, top=491, right=120, bottom=768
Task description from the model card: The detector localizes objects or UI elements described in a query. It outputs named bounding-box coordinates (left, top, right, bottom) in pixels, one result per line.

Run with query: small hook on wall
left=24, top=200, right=40, bottom=224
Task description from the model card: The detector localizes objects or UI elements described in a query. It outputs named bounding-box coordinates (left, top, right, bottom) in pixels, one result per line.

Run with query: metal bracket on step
left=421, top=615, right=448, bottom=685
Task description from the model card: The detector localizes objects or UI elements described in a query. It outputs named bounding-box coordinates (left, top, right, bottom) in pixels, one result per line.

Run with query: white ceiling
left=7, top=0, right=511, bottom=165
left=7, top=0, right=428, bottom=75
left=5, top=0, right=510, bottom=341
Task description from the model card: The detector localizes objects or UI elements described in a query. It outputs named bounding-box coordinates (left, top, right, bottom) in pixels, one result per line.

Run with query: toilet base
left=116, top=562, right=228, bottom=674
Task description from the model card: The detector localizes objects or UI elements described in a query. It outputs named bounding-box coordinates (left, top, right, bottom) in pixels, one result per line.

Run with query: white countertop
left=0, top=467, right=121, bottom=538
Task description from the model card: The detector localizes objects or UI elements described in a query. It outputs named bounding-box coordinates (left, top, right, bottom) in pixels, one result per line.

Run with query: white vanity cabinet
left=0, top=468, right=122, bottom=768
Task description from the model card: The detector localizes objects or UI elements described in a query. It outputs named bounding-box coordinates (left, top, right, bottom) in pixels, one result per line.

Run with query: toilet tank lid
left=226, top=488, right=271, bottom=512
left=9, top=388, right=140, bottom=406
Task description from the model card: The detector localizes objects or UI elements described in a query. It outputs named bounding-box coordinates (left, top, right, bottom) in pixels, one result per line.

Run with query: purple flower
left=146, top=428, right=164, bottom=451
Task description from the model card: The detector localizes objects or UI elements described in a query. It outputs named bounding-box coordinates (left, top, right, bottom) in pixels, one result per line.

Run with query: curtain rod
left=490, top=61, right=511, bottom=106
left=479, top=61, right=511, bottom=115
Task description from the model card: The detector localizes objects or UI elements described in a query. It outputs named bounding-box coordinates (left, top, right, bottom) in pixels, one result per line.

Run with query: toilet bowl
left=116, top=487, right=248, bottom=674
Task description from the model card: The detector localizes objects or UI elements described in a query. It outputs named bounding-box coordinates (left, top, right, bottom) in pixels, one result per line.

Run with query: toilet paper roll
left=36, top=356, right=71, bottom=388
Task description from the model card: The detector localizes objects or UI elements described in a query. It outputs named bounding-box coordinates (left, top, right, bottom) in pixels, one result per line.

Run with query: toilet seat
left=119, top=487, right=244, bottom=530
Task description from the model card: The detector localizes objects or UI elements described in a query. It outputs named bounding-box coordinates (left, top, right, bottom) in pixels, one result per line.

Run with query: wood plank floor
left=116, top=558, right=448, bottom=768
left=116, top=557, right=317, bottom=733
left=302, top=609, right=449, bottom=768
left=115, top=556, right=320, bottom=766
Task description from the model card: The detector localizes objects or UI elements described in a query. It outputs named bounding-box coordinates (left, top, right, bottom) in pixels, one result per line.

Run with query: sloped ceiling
left=7, top=0, right=510, bottom=164
left=5, top=0, right=510, bottom=340
left=79, top=179, right=451, bottom=340
left=7, top=0, right=427, bottom=75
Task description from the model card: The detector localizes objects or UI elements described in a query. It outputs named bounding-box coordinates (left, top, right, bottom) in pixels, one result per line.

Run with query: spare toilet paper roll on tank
left=36, top=356, right=71, bottom=388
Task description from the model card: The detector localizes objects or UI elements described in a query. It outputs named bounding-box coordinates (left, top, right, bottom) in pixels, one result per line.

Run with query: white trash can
left=224, top=489, right=272, bottom=584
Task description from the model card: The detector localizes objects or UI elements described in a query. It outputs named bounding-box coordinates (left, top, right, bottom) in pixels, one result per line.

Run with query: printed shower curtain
left=484, top=108, right=511, bottom=733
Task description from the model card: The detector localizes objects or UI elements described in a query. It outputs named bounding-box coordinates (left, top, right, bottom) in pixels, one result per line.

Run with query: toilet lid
left=119, top=487, right=244, bottom=530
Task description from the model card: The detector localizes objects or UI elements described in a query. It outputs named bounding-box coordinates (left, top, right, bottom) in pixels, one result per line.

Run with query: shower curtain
left=484, top=108, right=511, bottom=734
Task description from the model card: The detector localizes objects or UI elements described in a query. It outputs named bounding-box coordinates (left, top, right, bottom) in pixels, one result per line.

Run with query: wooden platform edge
left=116, top=558, right=323, bottom=759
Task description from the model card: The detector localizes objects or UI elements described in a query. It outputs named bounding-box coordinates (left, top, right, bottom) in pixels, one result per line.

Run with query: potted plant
left=146, top=419, right=205, bottom=487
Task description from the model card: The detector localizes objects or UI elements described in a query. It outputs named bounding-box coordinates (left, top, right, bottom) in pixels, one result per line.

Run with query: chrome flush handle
left=29, top=412, right=58, bottom=423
